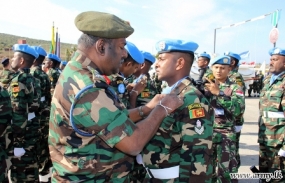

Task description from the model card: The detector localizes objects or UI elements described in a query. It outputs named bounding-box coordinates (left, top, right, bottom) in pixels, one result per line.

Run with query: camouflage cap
left=74, top=11, right=134, bottom=39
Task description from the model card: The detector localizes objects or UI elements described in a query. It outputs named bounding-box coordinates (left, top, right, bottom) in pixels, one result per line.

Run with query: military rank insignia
left=188, top=103, right=205, bottom=119
left=11, top=82, right=20, bottom=97
left=194, top=120, right=204, bottom=135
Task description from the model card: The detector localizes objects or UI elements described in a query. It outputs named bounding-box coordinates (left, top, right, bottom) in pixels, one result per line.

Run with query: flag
left=239, top=51, right=250, bottom=60
left=57, top=35, right=61, bottom=58
left=49, top=22, right=55, bottom=54
left=55, top=28, right=58, bottom=55
left=271, top=9, right=281, bottom=27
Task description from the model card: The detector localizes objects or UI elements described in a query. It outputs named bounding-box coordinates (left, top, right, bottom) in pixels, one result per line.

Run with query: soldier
left=130, top=51, right=158, bottom=108
left=45, top=54, right=61, bottom=95
left=8, top=44, right=39, bottom=182
left=141, top=39, right=214, bottom=182
left=0, top=58, right=15, bottom=89
left=258, top=47, right=285, bottom=182
left=48, top=11, right=182, bottom=182
left=197, top=51, right=212, bottom=78
left=204, top=55, right=245, bottom=183
left=108, top=41, right=145, bottom=109
left=30, top=46, right=52, bottom=181
left=0, top=84, right=13, bottom=183
left=225, top=51, right=246, bottom=169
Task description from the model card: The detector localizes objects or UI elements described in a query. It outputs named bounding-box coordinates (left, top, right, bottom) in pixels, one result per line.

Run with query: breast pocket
left=269, top=89, right=283, bottom=110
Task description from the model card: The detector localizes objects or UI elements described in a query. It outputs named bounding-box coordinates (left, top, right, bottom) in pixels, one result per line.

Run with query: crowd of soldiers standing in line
left=0, top=46, right=67, bottom=182
left=1, top=10, right=285, bottom=183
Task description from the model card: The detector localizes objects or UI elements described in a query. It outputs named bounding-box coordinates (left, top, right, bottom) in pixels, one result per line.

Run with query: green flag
left=271, top=10, right=281, bottom=27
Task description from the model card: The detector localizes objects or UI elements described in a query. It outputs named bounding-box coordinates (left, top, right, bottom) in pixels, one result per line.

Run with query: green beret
left=75, top=11, right=134, bottom=39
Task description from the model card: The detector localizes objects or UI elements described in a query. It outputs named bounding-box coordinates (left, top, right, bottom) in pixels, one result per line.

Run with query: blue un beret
left=46, top=54, right=61, bottom=63
left=31, top=46, right=47, bottom=57
left=198, top=52, right=211, bottom=60
left=13, top=44, right=39, bottom=59
left=1, top=58, right=9, bottom=64
left=211, top=55, right=231, bottom=65
left=224, top=51, right=241, bottom=61
left=155, top=39, right=198, bottom=54
left=269, top=47, right=285, bottom=56
left=125, top=41, right=144, bottom=64
left=141, top=51, right=155, bottom=64
left=61, top=61, right=68, bottom=66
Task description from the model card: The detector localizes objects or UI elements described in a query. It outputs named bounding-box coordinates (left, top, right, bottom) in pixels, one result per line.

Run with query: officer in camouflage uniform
left=258, top=47, right=285, bottom=182
left=225, top=51, right=246, bottom=170
left=204, top=55, right=245, bottom=183
left=31, top=46, right=52, bottom=181
left=0, top=84, right=13, bottom=183
left=48, top=11, right=182, bottom=182
left=142, top=39, right=214, bottom=182
left=45, top=54, right=61, bottom=95
left=0, top=58, right=15, bottom=89
left=197, top=51, right=212, bottom=78
left=130, top=51, right=159, bottom=108
left=154, top=73, right=163, bottom=94
left=8, top=44, right=39, bottom=182
left=108, top=41, right=144, bottom=109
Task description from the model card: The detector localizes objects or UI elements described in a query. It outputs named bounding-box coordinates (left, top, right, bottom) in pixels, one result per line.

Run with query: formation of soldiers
left=248, top=70, right=264, bottom=97
left=1, top=10, right=285, bottom=183
left=0, top=45, right=66, bottom=182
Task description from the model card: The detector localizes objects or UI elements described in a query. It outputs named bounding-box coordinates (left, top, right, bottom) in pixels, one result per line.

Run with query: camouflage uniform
left=0, top=68, right=16, bottom=89
left=206, top=78, right=245, bottom=183
left=142, top=77, right=214, bottom=183
left=108, top=73, right=131, bottom=109
left=47, top=68, right=60, bottom=95
left=0, top=85, right=13, bottom=183
left=7, top=69, right=39, bottom=182
left=136, top=74, right=159, bottom=107
left=126, top=74, right=136, bottom=84
left=228, top=68, right=246, bottom=168
left=30, top=66, right=52, bottom=176
left=258, top=72, right=285, bottom=182
left=153, top=74, right=162, bottom=94
left=49, top=52, right=137, bottom=182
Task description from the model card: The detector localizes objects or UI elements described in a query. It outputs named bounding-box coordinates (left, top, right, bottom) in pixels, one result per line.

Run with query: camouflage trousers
left=0, top=147, right=11, bottom=183
left=212, top=131, right=238, bottom=183
left=259, top=144, right=285, bottom=183
left=38, top=109, right=52, bottom=176
left=129, top=159, right=146, bottom=183
left=10, top=118, right=40, bottom=183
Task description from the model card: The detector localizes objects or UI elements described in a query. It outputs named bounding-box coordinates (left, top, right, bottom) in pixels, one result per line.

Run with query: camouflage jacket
left=258, top=72, right=285, bottom=148
left=0, top=68, right=16, bottom=89
left=142, top=77, right=214, bottom=183
left=153, top=74, right=163, bottom=94
left=47, top=68, right=60, bottom=90
left=0, top=84, right=13, bottom=153
left=228, top=68, right=246, bottom=93
left=108, top=73, right=131, bottom=109
left=30, top=66, right=52, bottom=109
left=8, top=69, right=34, bottom=148
left=48, top=51, right=137, bottom=183
left=136, top=73, right=159, bottom=107
left=206, top=78, right=245, bottom=132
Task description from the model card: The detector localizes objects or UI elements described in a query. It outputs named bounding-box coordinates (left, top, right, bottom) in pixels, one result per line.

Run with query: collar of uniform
left=30, top=65, right=41, bottom=71
left=19, top=68, right=30, bottom=73
left=219, top=78, right=231, bottom=87
left=170, top=76, right=191, bottom=95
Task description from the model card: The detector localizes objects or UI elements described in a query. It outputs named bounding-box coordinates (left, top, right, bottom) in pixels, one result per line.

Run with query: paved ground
left=13, top=97, right=262, bottom=182
left=238, top=97, right=260, bottom=183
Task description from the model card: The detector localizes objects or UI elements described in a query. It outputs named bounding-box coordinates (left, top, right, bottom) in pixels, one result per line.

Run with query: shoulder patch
left=11, top=82, right=20, bottom=93
left=188, top=103, right=202, bottom=110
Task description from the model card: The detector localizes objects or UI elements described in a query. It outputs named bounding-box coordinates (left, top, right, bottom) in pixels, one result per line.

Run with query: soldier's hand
left=132, top=78, right=147, bottom=94
left=158, top=94, right=183, bottom=115
left=145, top=94, right=166, bottom=109
left=126, top=83, right=134, bottom=92
left=204, top=78, right=220, bottom=96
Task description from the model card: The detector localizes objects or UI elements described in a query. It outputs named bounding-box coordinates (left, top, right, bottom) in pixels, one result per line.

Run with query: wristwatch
left=218, top=90, right=225, bottom=96
left=138, top=106, right=144, bottom=117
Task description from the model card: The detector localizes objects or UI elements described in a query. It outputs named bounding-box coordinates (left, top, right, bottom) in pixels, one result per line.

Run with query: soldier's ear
left=176, top=57, right=185, bottom=71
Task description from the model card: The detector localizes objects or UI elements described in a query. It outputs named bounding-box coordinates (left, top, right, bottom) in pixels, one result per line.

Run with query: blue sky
left=0, top=0, right=284, bottom=63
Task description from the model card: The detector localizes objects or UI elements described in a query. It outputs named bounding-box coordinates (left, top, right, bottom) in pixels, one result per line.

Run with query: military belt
left=263, top=111, right=284, bottom=118
left=148, top=165, right=179, bottom=179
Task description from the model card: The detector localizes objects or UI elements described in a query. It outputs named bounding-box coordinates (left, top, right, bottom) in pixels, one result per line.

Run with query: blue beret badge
left=118, top=83, right=125, bottom=94
left=158, top=41, right=165, bottom=51
left=223, top=58, right=229, bottom=63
